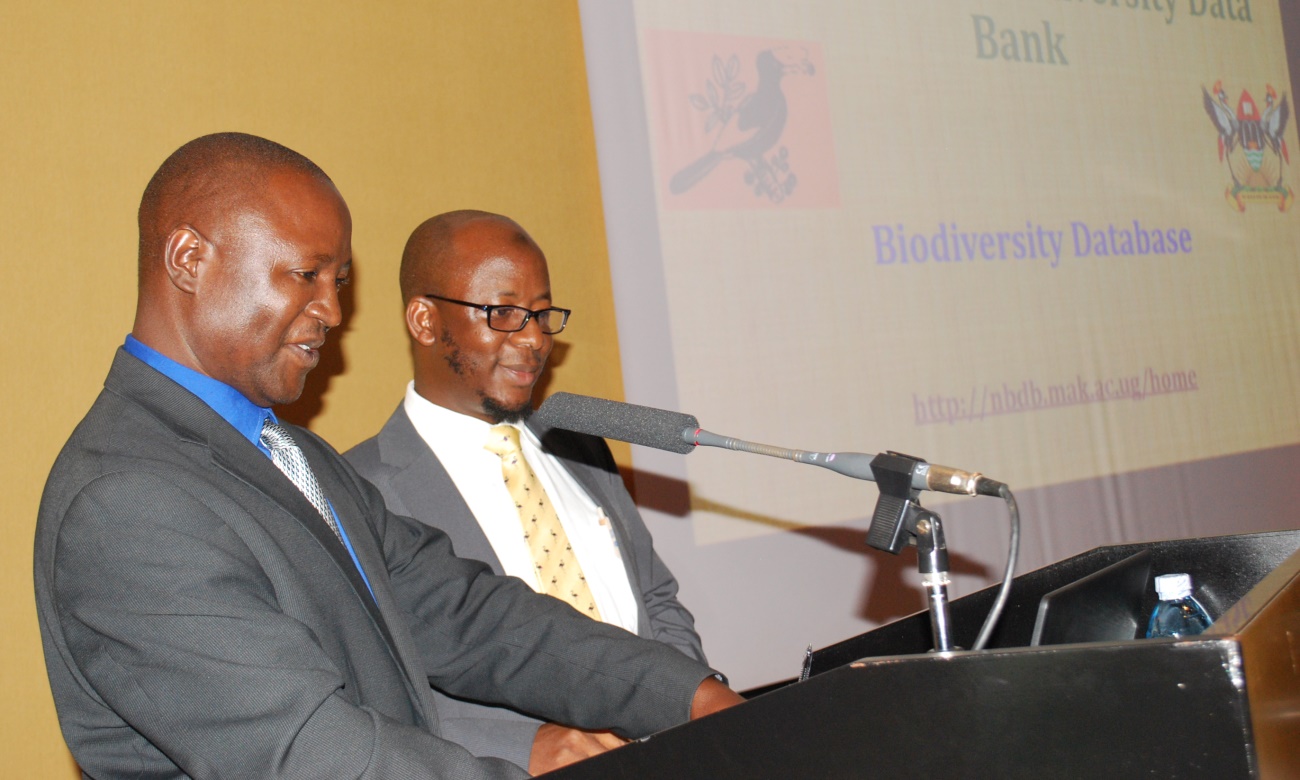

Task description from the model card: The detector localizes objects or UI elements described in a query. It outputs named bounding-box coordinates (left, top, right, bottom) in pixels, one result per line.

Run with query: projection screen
left=580, top=0, right=1300, bottom=689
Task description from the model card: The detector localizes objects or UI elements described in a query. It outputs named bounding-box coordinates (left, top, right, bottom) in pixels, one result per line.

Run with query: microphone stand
left=866, top=452, right=956, bottom=652
left=913, top=509, right=954, bottom=652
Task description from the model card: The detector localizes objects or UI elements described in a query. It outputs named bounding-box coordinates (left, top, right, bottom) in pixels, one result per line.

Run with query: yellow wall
left=0, top=3, right=624, bottom=774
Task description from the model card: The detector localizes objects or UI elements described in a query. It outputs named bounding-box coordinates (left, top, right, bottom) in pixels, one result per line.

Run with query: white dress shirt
left=403, top=382, right=640, bottom=633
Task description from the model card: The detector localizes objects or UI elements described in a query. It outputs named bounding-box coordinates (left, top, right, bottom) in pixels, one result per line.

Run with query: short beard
left=441, top=324, right=534, bottom=424
left=481, top=395, right=533, bottom=424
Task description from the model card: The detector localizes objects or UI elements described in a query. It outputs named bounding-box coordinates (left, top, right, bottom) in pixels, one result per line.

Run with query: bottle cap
left=1155, top=573, right=1193, bottom=600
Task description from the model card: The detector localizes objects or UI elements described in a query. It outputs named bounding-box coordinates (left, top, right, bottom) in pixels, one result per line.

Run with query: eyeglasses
left=423, top=293, right=571, bottom=334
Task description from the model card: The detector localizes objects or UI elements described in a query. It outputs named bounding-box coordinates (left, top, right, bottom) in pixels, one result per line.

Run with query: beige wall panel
left=0, top=2, right=622, bottom=774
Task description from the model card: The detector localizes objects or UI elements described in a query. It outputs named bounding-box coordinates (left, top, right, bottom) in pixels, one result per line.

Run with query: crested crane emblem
left=1202, top=80, right=1293, bottom=211
left=670, top=46, right=816, bottom=203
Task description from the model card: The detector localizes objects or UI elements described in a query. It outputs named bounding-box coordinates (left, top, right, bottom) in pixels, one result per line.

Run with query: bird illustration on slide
left=1261, top=85, right=1290, bottom=166
left=671, top=46, right=815, bottom=202
left=1202, top=81, right=1238, bottom=169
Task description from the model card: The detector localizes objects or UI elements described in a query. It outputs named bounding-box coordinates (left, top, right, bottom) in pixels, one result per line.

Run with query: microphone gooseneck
left=537, top=392, right=1004, bottom=497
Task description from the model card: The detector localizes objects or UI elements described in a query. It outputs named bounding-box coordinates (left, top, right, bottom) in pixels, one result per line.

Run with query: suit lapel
left=381, top=407, right=506, bottom=574
left=106, top=352, right=432, bottom=722
left=299, top=434, right=441, bottom=724
left=208, top=422, right=438, bottom=717
left=207, top=425, right=379, bottom=610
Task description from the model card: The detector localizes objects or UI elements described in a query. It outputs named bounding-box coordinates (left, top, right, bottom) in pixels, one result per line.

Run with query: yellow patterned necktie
left=485, top=425, right=602, bottom=620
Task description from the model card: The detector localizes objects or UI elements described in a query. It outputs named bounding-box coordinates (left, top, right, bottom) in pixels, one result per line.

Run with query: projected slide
left=595, top=0, right=1297, bottom=537
left=582, top=0, right=1299, bottom=686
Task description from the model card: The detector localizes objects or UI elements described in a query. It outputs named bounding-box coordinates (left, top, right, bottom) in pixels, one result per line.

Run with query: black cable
left=970, top=483, right=1020, bottom=651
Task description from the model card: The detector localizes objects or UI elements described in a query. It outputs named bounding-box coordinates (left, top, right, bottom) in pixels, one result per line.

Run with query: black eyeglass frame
left=422, top=293, right=572, bottom=334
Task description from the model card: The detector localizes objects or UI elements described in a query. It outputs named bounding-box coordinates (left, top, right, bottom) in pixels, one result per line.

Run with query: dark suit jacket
left=345, top=405, right=705, bottom=769
left=33, top=351, right=714, bottom=780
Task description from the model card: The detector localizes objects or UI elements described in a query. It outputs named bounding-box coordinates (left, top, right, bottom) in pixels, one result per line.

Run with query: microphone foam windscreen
left=535, top=392, right=699, bottom=454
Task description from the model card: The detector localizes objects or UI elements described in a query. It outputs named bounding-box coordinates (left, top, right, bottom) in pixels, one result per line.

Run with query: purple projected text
left=913, top=367, right=1199, bottom=426
left=873, top=220, right=1193, bottom=268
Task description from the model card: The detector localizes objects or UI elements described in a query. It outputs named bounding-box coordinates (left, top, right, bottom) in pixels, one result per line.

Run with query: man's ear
left=162, top=225, right=212, bottom=294
left=406, top=296, right=441, bottom=347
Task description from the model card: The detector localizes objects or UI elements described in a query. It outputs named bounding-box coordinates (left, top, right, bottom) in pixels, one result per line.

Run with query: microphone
left=533, top=392, right=1005, bottom=497
left=533, top=392, right=699, bottom=454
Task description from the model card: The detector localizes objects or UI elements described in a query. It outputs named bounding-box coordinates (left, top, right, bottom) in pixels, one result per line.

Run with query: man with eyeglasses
left=346, top=210, right=707, bottom=773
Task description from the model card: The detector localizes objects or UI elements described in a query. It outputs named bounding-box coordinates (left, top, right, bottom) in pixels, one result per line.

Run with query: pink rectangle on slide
left=643, top=29, right=839, bottom=209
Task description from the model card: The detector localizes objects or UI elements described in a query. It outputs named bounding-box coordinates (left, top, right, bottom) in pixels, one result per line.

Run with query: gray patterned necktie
left=260, top=420, right=343, bottom=543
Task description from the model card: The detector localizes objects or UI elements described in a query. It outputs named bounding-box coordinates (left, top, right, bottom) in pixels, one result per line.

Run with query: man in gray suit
left=33, top=133, right=741, bottom=780
left=346, top=211, right=705, bottom=772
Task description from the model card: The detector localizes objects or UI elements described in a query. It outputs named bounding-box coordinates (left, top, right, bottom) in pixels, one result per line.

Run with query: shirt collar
left=124, top=335, right=276, bottom=451
left=402, top=381, right=534, bottom=448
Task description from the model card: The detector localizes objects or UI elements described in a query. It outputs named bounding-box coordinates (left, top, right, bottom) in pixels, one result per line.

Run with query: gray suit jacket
left=34, top=351, right=714, bottom=780
left=345, top=404, right=704, bottom=770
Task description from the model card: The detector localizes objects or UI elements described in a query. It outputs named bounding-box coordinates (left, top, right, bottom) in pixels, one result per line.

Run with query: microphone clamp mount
left=867, top=452, right=956, bottom=652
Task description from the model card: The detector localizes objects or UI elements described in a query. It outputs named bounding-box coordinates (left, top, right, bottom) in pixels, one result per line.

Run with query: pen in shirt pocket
left=598, top=510, right=625, bottom=558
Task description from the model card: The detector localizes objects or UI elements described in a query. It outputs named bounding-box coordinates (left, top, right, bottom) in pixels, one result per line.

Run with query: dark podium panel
left=542, top=529, right=1300, bottom=779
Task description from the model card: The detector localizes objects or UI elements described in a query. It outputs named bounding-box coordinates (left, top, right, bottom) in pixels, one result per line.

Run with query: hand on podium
left=529, top=724, right=629, bottom=775
left=528, top=677, right=744, bottom=775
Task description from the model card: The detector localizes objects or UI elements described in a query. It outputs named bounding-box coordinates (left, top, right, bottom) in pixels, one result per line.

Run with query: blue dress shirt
left=123, top=335, right=374, bottom=597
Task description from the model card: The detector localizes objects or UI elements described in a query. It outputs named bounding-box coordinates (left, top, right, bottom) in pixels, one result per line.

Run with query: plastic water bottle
left=1145, top=573, right=1212, bottom=638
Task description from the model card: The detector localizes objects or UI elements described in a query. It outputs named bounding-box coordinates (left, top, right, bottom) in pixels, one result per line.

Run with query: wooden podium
left=542, top=529, right=1300, bottom=779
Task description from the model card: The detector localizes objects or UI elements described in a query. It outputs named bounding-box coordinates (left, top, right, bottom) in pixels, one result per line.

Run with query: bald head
left=130, top=132, right=353, bottom=408
left=401, top=211, right=558, bottom=423
left=138, top=132, right=331, bottom=277
left=399, top=210, right=538, bottom=304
